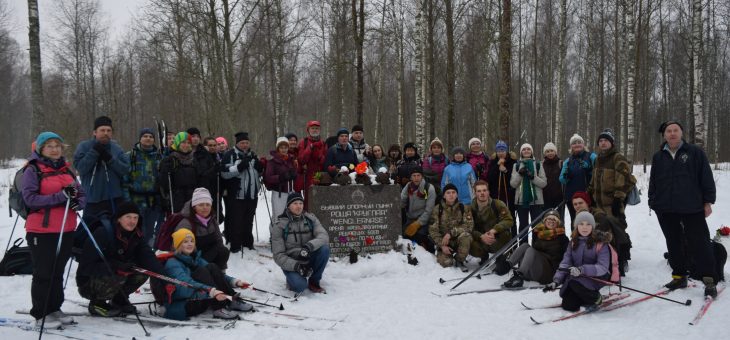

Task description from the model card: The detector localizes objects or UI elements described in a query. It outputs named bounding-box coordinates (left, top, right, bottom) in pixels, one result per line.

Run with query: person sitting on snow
left=272, top=193, right=331, bottom=294
left=401, top=166, right=437, bottom=252
left=468, top=180, right=513, bottom=270
left=76, top=202, right=164, bottom=317
left=163, top=228, right=253, bottom=320
left=429, top=183, right=474, bottom=269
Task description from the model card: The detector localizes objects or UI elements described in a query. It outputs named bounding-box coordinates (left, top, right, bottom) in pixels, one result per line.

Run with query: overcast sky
left=6, top=0, right=147, bottom=57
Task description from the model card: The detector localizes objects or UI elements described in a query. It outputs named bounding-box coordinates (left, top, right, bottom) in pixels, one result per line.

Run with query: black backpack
left=150, top=252, right=176, bottom=305
left=0, top=239, right=33, bottom=276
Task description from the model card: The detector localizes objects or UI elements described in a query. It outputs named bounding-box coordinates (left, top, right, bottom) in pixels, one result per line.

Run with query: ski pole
left=439, top=272, right=490, bottom=284
left=242, top=286, right=295, bottom=300
left=38, top=197, right=71, bottom=340
left=580, top=275, right=692, bottom=306
left=235, top=296, right=284, bottom=311
left=102, top=163, right=116, bottom=214
left=216, top=176, right=220, bottom=226
left=63, top=258, right=73, bottom=289
left=4, top=215, right=19, bottom=254
left=168, top=173, right=174, bottom=212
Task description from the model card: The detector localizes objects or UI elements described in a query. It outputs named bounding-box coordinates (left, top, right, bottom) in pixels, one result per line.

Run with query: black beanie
left=235, top=132, right=249, bottom=143
left=410, top=166, right=424, bottom=177
left=597, top=128, right=616, bottom=146
left=285, top=132, right=297, bottom=140
left=443, top=183, right=459, bottom=194
left=658, top=120, right=684, bottom=134
left=186, top=127, right=201, bottom=136
left=286, top=192, right=304, bottom=207
left=351, top=124, right=364, bottom=133
left=94, top=116, right=112, bottom=130
left=113, top=201, right=141, bottom=222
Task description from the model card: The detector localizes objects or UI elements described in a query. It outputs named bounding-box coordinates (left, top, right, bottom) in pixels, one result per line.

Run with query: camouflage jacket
left=429, top=202, right=474, bottom=245
left=588, top=147, right=632, bottom=207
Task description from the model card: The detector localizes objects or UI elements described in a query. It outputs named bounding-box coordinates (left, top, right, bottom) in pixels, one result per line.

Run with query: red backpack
left=149, top=252, right=176, bottom=305
left=596, top=243, right=620, bottom=283
left=154, top=214, right=191, bottom=252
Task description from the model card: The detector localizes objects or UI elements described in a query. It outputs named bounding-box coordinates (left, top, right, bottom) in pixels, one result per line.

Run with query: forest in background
left=0, top=0, right=728, bottom=165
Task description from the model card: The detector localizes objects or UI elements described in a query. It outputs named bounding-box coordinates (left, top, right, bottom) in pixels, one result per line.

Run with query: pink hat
left=215, top=137, right=228, bottom=147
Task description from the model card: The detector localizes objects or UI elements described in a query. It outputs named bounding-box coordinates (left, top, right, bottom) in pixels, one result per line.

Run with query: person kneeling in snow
left=164, top=228, right=254, bottom=320
left=429, top=183, right=474, bottom=269
left=76, top=202, right=165, bottom=317
left=544, top=211, right=612, bottom=312
left=272, top=193, right=330, bottom=294
left=502, top=209, right=568, bottom=288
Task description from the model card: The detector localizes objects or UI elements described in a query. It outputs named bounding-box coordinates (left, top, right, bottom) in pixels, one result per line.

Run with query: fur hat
left=468, top=137, right=482, bottom=148
left=495, top=140, right=508, bottom=152
left=573, top=211, right=596, bottom=229
left=543, top=142, right=557, bottom=154
left=410, top=166, right=424, bottom=177
left=403, top=142, right=417, bottom=153
left=276, top=137, right=289, bottom=149
left=569, top=134, right=585, bottom=145
left=94, top=116, right=112, bottom=130
left=235, top=132, right=249, bottom=143
left=172, top=228, right=195, bottom=250
left=191, top=187, right=212, bottom=207
left=597, top=128, right=616, bottom=146
left=572, top=191, right=593, bottom=207
left=451, top=146, right=466, bottom=156
left=443, top=183, right=459, bottom=194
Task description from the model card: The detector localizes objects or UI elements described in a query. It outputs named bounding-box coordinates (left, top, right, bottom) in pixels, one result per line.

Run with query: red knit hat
left=572, top=191, right=592, bottom=207
left=306, top=120, right=321, bottom=128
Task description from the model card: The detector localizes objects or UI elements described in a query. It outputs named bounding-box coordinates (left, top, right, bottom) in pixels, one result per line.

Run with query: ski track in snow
left=0, top=162, right=727, bottom=340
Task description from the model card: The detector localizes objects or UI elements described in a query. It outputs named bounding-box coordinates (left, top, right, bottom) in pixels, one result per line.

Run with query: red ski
left=530, top=293, right=630, bottom=324
left=689, top=285, right=725, bottom=326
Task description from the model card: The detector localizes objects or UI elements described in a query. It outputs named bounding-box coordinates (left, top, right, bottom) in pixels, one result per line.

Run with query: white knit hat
left=569, top=134, right=585, bottom=145
left=520, top=143, right=533, bottom=153
left=468, top=137, right=482, bottom=148
left=276, top=137, right=289, bottom=149
left=543, top=142, right=557, bottom=154
left=191, top=187, right=213, bottom=207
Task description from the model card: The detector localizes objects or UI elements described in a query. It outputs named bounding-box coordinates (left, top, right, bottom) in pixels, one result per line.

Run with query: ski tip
left=529, top=316, right=542, bottom=325
left=521, top=302, right=532, bottom=310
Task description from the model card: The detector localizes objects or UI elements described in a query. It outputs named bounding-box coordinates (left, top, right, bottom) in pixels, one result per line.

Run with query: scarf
left=533, top=223, right=565, bottom=241
left=172, top=150, right=194, bottom=166
left=520, top=159, right=535, bottom=207
left=408, top=182, right=427, bottom=199
left=196, top=214, right=211, bottom=227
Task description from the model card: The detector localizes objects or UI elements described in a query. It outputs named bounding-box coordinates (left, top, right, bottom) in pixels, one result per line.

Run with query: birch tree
left=27, top=0, right=45, bottom=133
left=691, top=0, right=705, bottom=148
left=498, top=0, right=512, bottom=142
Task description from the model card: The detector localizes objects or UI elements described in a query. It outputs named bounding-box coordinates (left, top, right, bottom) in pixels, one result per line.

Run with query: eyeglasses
left=44, top=144, right=64, bottom=150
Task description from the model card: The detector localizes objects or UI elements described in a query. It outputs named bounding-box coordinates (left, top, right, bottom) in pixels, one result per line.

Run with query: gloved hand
left=69, top=199, right=82, bottom=211
left=569, top=266, right=582, bottom=277
left=62, top=185, right=78, bottom=199
left=295, top=262, right=313, bottom=278
left=518, top=167, right=528, bottom=176
left=527, top=171, right=534, bottom=180
left=404, top=221, right=422, bottom=237
left=611, top=198, right=622, bottom=216
left=299, top=243, right=314, bottom=260
left=237, top=159, right=250, bottom=172
left=580, top=160, right=590, bottom=169
left=543, top=282, right=559, bottom=292
left=93, top=143, right=112, bottom=163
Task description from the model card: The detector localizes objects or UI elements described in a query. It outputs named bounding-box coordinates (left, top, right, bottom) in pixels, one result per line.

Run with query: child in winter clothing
left=502, top=209, right=569, bottom=288
left=163, top=229, right=253, bottom=320
left=546, top=211, right=611, bottom=312
left=175, top=188, right=230, bottom=270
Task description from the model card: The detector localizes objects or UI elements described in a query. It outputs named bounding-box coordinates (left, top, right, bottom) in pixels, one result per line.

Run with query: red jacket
left=23, top=159, right=80, bottom=234
left=297, top=137, right=327, bottom=188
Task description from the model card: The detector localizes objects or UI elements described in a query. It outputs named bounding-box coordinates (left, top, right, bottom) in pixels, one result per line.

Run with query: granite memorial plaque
left=309, top=185, right=402, bottom=258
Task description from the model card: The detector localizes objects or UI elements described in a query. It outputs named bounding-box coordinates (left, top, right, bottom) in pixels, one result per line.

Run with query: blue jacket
left=558, top=151, right=596, bottom=200
left=441, top=161, right=476, bottom=205
left=73, top=138, right=130, bottom=204
left=324, top=143, right=358, bottom=170
left=163, top=251, right=235, bottom=320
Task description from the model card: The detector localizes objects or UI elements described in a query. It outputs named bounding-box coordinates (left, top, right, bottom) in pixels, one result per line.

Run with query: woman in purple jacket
left=545, top=211, right=611, bottom=312
left=264, top=137, right=298, bottom=220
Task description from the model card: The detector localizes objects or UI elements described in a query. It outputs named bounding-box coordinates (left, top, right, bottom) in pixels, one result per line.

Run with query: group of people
left=19, top=115, right=720, bottom=328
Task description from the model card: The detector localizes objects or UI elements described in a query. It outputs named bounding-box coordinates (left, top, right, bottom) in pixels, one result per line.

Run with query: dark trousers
left=567, top=204, right=577, bottom=234
left=27, top=232, right=74, bottom=320
left=78, top=273, right=148, bottom=304
left=185, top=264, right=232, bottom=316
left=657, top=212, right=717, bottom=280
left=224, top=198, right=258, bottom=250
left=201, top=243, right=230, bottom=271
left=283, top=246, right=330, bottom=293
left=516, top=205, right=543, bottom=243
left=561, top=280, right=601, bottom=312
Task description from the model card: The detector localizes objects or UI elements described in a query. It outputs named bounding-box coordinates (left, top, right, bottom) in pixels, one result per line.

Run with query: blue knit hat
left=35, top=132, right=64, bottom=152
left=495, top=140, right=508, bottom=152
left=336, top=127, right=350, bottom=137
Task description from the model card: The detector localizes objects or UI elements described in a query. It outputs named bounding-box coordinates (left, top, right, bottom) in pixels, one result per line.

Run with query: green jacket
left=470, top=198, right=514, bottom=240
left=429, top=202, right=474, bottom=245
left=588, top=147, right=632, bottom=207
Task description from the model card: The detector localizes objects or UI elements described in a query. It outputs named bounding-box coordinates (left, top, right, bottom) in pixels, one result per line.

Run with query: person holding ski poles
left=159, top=132, right=200, bottom=213
left=76, top=202, right=164, bottom=317
left=22, top=132, right=86, bottom=328
left=163, top=228, right=254, bottom=321
left=73, top=116, right=130, bottom=221
left=488, top=140, right=517, bottom=234
left=265, top=137, right=298, bottom=222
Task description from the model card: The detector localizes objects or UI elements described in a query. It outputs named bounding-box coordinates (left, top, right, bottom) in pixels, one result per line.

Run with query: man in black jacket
left=649, top=120, right=717, bottom=298
left=76, top=202, right=165, bottom=317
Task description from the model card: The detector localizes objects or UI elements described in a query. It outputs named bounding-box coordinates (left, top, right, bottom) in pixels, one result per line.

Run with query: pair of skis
left=155, top=118, right=167, bottom=154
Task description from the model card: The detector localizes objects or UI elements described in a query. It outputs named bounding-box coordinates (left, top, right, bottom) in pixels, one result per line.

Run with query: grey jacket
left=510, top=159, right=548, bottom=206
left=271, top=211, right=330, bottom=272
left=400, top=180, right=437, bottom=226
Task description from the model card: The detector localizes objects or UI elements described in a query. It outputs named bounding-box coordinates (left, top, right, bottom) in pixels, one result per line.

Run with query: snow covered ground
left=0, top=161, right=727, bottom=340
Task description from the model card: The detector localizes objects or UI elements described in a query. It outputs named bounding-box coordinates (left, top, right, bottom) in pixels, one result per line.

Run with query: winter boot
left=585, top=294, right=603, bottom=312
left=228, top=299, right=254, bottom=312
left=49, top=311, right=76, bottom=325
left=703, top=277, right=718, bottom=299
left=493, top=255, right=512, bottom=276
left=502, top=270, right=524, bottom=289
left=308, top=281, right=326, bottom=294
left=664, top=275, right=688, bottom=290
left=212, top=308, right=240, bottom=320
left=88, top=300, right=122, bottom=317
left=479, top=254, right=490, bottom=266
left=35, top=317, right=62, bottom=330
left=111, top=295, right=137, bottom=315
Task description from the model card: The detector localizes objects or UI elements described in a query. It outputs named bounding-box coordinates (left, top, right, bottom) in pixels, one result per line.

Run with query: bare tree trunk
left=352, top=0, right=364, bottom=126
left=625, top=0, right=636, bottom=160
left=392, top=0, right=405, bottom=146
left=555, top=0, right=567, bottom=152
left=498, top=0, right=512, bottom=142
left=445, top=0, right=456, bottom=147
left=415, top=1, right=426, bottom=152
left=692, top=0, right=705, bottom=148
left=426, top=0, right=436, bottom=143
left=374, top=0, right=387, bottom=145
left=27, top=0, right=44, bottom=133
